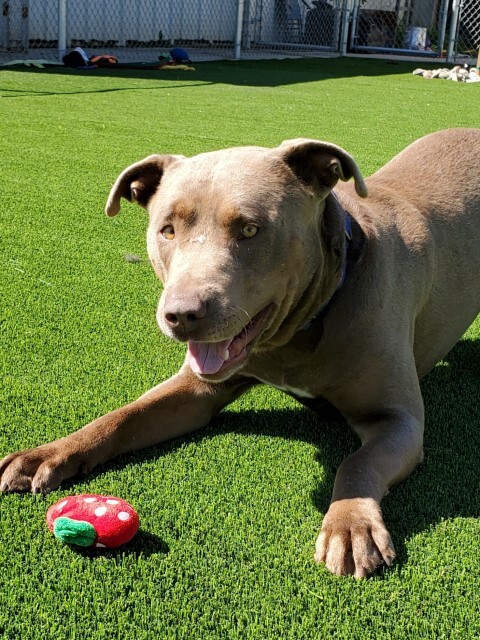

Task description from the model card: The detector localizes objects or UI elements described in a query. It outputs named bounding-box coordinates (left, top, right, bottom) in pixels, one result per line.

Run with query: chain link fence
left=350, top=0, right=446, bottom=54
left=455, top=0, right=480, bottom=61
left=1, top=0, right=240, bottom=62
left=1, top=0, right=478, bottom=64
left=242, top=1, right=345, bottom=54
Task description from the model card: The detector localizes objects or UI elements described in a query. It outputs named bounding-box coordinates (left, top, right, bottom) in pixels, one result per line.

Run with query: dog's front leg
left=0, top=366, right=250, bottom=494
left=315, top=406, right=424, bottom=578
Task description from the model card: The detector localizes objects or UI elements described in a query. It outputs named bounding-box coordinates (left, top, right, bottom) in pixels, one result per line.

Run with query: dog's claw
left=315, top=498, right=395, bottom=578
left=0, top=446, right=68, bottom=494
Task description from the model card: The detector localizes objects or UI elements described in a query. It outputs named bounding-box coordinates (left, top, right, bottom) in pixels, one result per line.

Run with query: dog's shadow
left=87, top=338, right=480, bottom=566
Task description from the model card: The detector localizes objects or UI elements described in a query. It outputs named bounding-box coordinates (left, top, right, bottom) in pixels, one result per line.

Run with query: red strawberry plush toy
left=47, top=495, right=139, bottom=549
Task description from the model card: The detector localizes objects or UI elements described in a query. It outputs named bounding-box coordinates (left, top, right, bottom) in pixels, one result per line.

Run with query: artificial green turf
left=0, top=58, right=479, bottom=639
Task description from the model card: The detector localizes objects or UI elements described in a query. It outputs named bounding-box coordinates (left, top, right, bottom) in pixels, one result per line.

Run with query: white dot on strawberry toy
left=94, top=506, right=108, bottom=517
left=57, top=500, right=69, bottom=512
left=117, top=512, right=131, bottom=521
left=106, top=499, right=119, bottom=505
left=84, top=497, right=96, bottom=503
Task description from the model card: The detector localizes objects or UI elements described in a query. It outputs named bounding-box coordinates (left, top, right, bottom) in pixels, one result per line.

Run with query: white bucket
left=404, top=26, right=427, bottom=50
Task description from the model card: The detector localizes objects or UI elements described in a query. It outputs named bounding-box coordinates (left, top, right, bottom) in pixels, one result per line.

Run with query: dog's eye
left=240, top=223, right=259, bottom=239
left=160, top=225, right=175, bottom=240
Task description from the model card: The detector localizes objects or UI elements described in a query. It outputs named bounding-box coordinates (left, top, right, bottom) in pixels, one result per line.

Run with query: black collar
left=301, top=211, right=353, bottom=332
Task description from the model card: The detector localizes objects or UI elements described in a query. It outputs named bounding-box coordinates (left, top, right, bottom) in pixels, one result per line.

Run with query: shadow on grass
left=385, top=337, right=480, bottom=567
left=68, top=529, right=170, bottom=560
left=85, top=337, right=480, bottom=571
left=0, top=56, right=421, bottom=97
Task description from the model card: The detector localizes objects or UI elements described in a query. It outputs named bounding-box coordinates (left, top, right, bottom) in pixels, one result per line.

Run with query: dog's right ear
left=278, top=139, right=368, bottom=198
left=105, top=154, right=184, bottom=217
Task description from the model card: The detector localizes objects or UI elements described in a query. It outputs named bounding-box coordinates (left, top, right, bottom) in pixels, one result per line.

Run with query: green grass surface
left=1, top=58, right=479, bottom=639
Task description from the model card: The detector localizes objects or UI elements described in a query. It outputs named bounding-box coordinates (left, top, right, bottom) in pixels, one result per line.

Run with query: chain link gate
left=241, top=1, right=345, bottom=54
left=0, top=0, right=478, bottom=64
left=349, top=0, right=449, bottom=56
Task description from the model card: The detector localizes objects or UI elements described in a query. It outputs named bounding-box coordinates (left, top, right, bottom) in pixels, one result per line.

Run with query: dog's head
left=106, top=140, right=367, bottom=381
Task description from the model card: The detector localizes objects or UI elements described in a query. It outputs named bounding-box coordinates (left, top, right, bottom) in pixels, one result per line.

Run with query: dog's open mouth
left=187, top=305, right=271, bottom=376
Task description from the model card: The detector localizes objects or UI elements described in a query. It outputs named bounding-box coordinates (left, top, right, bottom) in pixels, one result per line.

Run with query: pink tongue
left=187, top=338, right=233, bottom=375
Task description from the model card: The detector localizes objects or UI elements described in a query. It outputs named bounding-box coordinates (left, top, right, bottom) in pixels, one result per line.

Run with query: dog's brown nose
left=163, top=292, right=207, bottom=334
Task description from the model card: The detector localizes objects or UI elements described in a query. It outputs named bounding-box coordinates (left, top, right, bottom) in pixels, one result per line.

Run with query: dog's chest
left=253, top=376, right=316, bottom=398
left=246, top=343, right=322, bottom=399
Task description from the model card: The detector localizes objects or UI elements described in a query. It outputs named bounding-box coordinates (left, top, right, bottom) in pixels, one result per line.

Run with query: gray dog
left=2, top=128, right=479, bottom=578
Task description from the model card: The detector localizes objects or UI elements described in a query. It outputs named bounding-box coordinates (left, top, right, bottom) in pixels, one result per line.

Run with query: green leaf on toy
left=53, top=517, right=97, bottom=547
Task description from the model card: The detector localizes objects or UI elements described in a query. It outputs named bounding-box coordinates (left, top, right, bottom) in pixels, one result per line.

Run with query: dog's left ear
left=278, top=139, right=368, bottom=198
left=105, top=154, right=184, bottom=217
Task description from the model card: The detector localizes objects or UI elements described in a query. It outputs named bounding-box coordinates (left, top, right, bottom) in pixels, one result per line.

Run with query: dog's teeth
left=224, top=349, right=230, bottom=361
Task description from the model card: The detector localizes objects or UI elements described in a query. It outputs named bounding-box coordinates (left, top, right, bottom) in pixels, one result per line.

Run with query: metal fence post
left=234, top=0, right=245, bottom=60
left=58, top=0, right=67, bottom=62
left=446, top=0, right=461, bottom=63
left=349, top=0, right=360, bottom=52
left=340, top=0, right=353, bottom=56
left=436, top=0, right=450, bottom=59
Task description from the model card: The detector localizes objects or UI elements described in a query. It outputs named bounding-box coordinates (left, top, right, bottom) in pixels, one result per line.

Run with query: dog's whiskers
left=238, top=306, right=252, bottom=325
left=237, top=307, right=252, bottom=346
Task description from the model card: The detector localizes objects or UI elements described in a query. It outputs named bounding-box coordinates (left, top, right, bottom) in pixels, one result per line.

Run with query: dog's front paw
left=314, top=498, right=395, bottom=578
left=0, top=442, right=75, bottom=494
